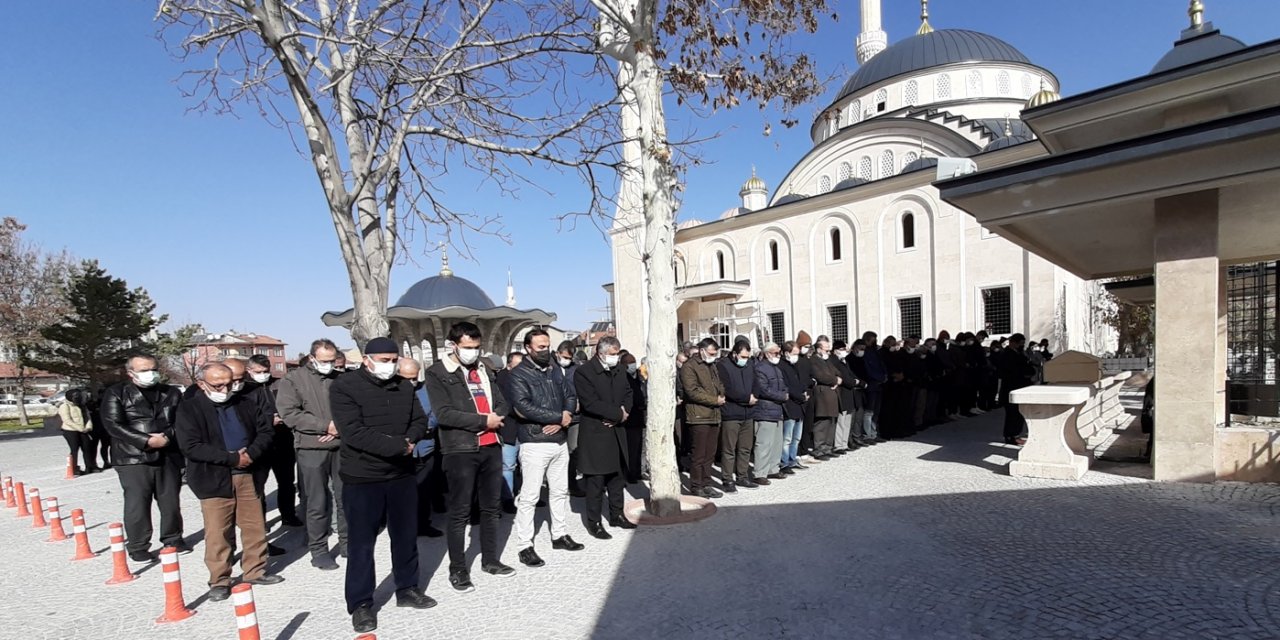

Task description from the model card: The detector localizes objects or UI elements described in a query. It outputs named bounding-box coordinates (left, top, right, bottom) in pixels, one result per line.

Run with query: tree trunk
left=349, top=282, right=391, bottom=347
left=15, top=368, right=29, bottom=427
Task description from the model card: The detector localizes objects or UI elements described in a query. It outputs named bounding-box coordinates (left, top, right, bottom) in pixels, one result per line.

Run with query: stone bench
left=1009, top=385, right=1094, bottom=480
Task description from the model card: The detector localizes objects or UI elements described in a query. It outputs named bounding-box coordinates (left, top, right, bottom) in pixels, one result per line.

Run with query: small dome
left=900, top=157, right=939, bottom=174
left=395, top=274, right=496, bottom=310
left=718, top=207, right=749, bottom=220
left=1152, top=26, right=1245, bottom=73
left=982, top=134, right=1033, bottom=152
left=739, top=169, right=767, bottom=195
left=1025, top=87, right=1061, bottom=109
left=774, top=193, right=809, bottom=206
left=677, top=219, right=705, bottom=230
left=833, top=177, right=869, bottom=191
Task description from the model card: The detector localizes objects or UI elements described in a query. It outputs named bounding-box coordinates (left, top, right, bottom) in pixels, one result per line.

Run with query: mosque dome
left=899, top=156, right=938, bottom=174
left=395, top=273, right=496, bottom=310
left=1151, top=26, right=1245, bottom=74
left=836, top=29, right=1034, bottom=102
left=1025, top=86, right=1061, bottom=109
left=739, top=171, right=767, bottom=195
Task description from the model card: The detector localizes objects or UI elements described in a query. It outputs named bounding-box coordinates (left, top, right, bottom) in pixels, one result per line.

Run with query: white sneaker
left=800, top=455, right=822, bottom=464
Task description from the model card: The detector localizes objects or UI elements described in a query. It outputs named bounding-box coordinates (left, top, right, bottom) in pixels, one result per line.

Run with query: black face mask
left=529, top=350, right=552, bottom=367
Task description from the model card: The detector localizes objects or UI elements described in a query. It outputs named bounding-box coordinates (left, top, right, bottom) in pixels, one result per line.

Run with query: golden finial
left=1189, top=0, right=1204, bottom=29
left=438, top=241, right=453, bottom=277
left=917, top=0, right=934, bottom=35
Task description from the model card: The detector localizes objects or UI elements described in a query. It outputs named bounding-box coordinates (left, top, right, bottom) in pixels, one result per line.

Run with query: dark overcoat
left=573, top=358, right=634, bottom=476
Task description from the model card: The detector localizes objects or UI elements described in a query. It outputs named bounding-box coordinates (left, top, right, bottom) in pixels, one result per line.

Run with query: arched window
left=901, top=212, right=916, bottom=249
left=829, top=227, right=843, bottom=261
left=905, top=80, right=919, bottom=105
left=967, top=71, right=983, bottom=96
left=819, top=175, right=832, bottom=193
left=936, top=74, right=952, bottom=99
left=768, top=240, right=779, bottom=272
left=716, top=250, right=726, bottom=279
left=1021, top=73, right=1034, bottom=97
left=879, top=150, right=895, bottom=178
left=851, top=100, right=862, bottom=123
left=839, top=162, right=853, bottom=181
left=901, top=151, right=919, bottom=172
left=857, top=156, right=873, bottom=181
left=997, top=71, right=1011, bottom=95
left=875, top=88, right=888, bottom=112
left=673, top=262, right=680, bottom=285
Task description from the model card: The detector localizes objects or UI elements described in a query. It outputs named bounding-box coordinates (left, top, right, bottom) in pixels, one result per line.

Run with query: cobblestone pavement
left=0, top=412, right=1276, bottom=640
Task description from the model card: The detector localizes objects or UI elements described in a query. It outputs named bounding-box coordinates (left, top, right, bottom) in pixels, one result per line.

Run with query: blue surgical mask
left=735, top=358, right=748, bottom=367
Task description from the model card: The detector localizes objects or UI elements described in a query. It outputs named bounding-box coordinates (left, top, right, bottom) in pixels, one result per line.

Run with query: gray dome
left=1152, top=27, right=1245, bottom=73
left=900, top=157, right=938, bottom=174
left=833, top=177, right=869, bottom=191
left=395, top=274, right=495, bottom=310
left=982, top=135, right=1032, bottom=152
left=836, top=30, right=1033, bottom=102
left=774, top=193, right=809, bottom=205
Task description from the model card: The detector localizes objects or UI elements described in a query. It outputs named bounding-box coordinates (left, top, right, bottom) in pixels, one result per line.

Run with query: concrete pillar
left=1152, top=190, right=1221, bottom=482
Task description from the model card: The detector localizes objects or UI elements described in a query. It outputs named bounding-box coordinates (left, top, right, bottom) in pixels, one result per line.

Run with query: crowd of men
left=72, top=319, right=1048, bottom=634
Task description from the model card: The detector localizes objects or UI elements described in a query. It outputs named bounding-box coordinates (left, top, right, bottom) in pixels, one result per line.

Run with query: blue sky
left=2, top=1, right=1276, bottom=354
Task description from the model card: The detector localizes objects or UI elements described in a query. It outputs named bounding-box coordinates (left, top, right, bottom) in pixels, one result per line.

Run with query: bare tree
left=592, top=0, right=831, bottom=516
left=157, top=0, right=621, bottom=343
left=0, top=218, right=72, bottom=426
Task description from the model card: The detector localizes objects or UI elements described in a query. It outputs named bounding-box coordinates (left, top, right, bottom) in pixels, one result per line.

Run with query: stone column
left=1152, top=190, right=1220, bottom=482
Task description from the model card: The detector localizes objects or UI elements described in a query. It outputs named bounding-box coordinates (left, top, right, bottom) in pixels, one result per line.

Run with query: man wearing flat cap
left=330, top=337, right=435, bottom=634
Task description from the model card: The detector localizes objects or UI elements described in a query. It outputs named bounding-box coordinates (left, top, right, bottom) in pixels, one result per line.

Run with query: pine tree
left=31, top=261, right=166, bottom=385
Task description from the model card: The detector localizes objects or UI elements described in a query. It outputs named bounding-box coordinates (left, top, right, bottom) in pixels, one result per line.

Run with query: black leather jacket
left=424, top=356, right=511, bottom=455
left=101, top=381, right=183, bottom=465
left=509, top=359, right=574, bottom=444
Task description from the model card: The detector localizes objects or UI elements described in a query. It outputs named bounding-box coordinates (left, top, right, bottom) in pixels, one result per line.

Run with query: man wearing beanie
left=330, top=337, right=435, bottom=633
left=793, top=331, right=819, bottom=463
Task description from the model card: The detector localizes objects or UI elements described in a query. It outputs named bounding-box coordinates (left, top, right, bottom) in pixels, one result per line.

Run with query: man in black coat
left=245, top=353, right=302, bottom=527
left=331, top=337, right=435, bottom=633
left=573, top=336, right=635, bottom=539
left=101, top=354, right=187, bottom=561
left=831, top=340, right=866, bottom=451
left=997, top=334, right=1037, bottom=445
left=424, top=322, right=515, bottom=594
left=717, top=341, right=758, bottom=490
left=778, top=341, right=809, bottom=472
left=175, top=363, right=283, bottom=602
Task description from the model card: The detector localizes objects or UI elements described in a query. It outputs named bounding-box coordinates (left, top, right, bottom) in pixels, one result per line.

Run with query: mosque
left=608, top=0, right=1115, bottom=355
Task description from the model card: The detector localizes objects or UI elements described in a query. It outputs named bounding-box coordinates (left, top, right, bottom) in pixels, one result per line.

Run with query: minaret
left=739, top=167, right=768, bottom=211
left=505, top=269, right=516, bottom=307
left=856, top=0, right=888, bottom=64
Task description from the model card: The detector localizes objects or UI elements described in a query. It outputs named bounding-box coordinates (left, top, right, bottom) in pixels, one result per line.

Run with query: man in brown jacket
left=679, top=338, right=726, bottom=499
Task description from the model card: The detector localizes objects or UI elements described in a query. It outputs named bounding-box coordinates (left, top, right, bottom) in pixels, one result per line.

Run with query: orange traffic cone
left=14, top=482, right=29, bottom=517
left=355, top=636, right=377, bottom=640
left=45, top=497, right=68, bottom=542
left=105, top=522, right=136, bottom=585
left=29, top=488, right=46, bottom=528
left=0, top=476, right=7, bottom=503
left=154, top=547, right=196, bottom=623
left=65, top=456, right=76, bottom=479
left=232, top=583, right=262, bottom=640
left=3, top=477, right=14, bottom=508
left=70, top=509, right=96, bottom=560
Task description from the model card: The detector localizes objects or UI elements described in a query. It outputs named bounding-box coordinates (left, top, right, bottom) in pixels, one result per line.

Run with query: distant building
left=182, top=331, right=289, bottom=381
left=0, top=363, right=67, bottom=399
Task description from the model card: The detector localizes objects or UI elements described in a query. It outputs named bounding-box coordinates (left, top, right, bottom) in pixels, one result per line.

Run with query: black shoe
left=395, top=587, right=437, bottom=609
left=586, top=521, right=612, bottom=540
left=482, top=561, right=515, bottom=577
left=608, top=516, right=637, bottom=529
left=334, top=542, right=348, bottom=558
left=697, top=487, right=723, bottom=499
left=267, top=543, right=287, bottom=556
left=170, top=542, right=194, bottom=555
left=720, top=481, right=738, bottom=493
left=311, top=554, right=339, bottom=571
left=129, top=550, right=156, bottom=563
left=352, top=604, right=377, bottom=633
left=753, top=477, right=772, bottom=486
left=280, top=514, right=304, bottom=527
left=552, top=535, right=584, bottom=551
left=208, top=585, right=231, bottom=601
left=519, top=547, right=545, bottom=567
left=815, top=454, right=832, bottom=461
left=418, top=524, right=444, bottom=538
left=449, top=569, right=475, bottom=593
left=780, top=467, right=796, bottom=475
left=768, top=473, right=786, bottom=480
left=736, top=478, right=758, bottom=489
left=246, top=574, right=285, bottom=586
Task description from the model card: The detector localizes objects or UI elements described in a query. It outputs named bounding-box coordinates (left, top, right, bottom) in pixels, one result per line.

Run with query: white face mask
left=854, top=350, right=866, bottom=358
left=231, top=380, right=245, bottom=394
left=906, top=347, right=917, bottom=354
left=368, top=359, right=397, bottom=380
left=702, top=352, right=717, bottom=364
left=786, top=354, right=799, bottom=364
left=250, top=372, right=271, bottom=384
left=928, top=345, right=938, bottom=353
left=558, top=357, right=572, bottom=368
left=312, top=360, right=334, bottom=376
left=800, top=346, right=811, bottom=355
left=834, top=350, right=848, bottom=360
left=206, top=390, right=229, bottom=404
left=456, top=348, right=480, bottom=366
left=131, top=370, right=160, bottom=388
left=602, top=354, right=620, bottom=369
left=767, top=356, right=781, bottom=365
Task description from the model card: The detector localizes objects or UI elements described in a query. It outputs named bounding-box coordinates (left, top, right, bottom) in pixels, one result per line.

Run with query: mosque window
left=858, top=156, right=872, bottom=181
left=851, top=100, right=862, bottom=123
left=716, top=250, right=726, bottom=279
left=879, top=150, right=895, bottom=179
left=902, top=151, right=919, bottom=173
left=827, top=305, right=849, bottom=344
left=768, top=240, right=779, bottom=272
left=768, top=312, right=787, bottom=345
left=898, top=297, right=923, bottom=339
left=819, top=175, right=832, bottom=193
left=875, top=88, right=888, bottom=112
left=968, top=71, right=983, bottom=96
left=936, top=74, right=951, bottom=99
left=839, top=162, right=853, bottom=181
left=901, top=212, right=916, bottom=249
left=997, top=71, right=1011, bottom=95
left=1021, top=73, right=1034, bottom=97
left=982, top=286, right=1013, bottom=334
left=905, top=80, right=918, bottom=106
left=829, top=227, right=843, bottom=262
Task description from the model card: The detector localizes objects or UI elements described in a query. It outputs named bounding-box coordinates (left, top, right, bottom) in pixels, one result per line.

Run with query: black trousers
left=799, top=400, right=815, bottom=455
left=583, top=472, right=625, bottom=524
left=342, top=475, right=418, bottom=614
left=92, top=424, right=112, bottom=467
left=1000, top=387, right=1027, bottom=440
left=442, top=446, right=503, bottom=571
left=266, top=429, right=297, bottom=520
left=414, top=454, right=439, bottom=534
left=116, top=457, right=184, bottom=554
left=811, top=417, right=835, bottom=455
left=62, top=431, right=97, bottom=472
left=688, top=423, right=720, bottom=490
left=719, top=419, right=754, bottom=481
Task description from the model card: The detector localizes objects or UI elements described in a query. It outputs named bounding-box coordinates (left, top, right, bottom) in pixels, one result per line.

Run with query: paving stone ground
left=1, top=409, right=1276, bottom=640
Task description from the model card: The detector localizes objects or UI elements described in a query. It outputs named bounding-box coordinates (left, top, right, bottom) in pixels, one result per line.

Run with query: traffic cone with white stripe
left=105, top=522, right=136, bottom=585
left=0, top=476, right=8, bottom=504
left=232, top=583, right=262, bottom=640
left=155, top=547, right=196, bottom=623
left=13, top=482, right=29, bottom=517
left=65, top=456, right=76, bottom=479
left=45, top=497, right=67, bottom=542
left=70, top=509, right=96, bottom=560
left=29, top=488, right=46, bottom=528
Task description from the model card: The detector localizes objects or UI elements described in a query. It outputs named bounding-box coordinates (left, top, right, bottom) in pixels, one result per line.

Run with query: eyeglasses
left=203, top=381, right=231, bottom=392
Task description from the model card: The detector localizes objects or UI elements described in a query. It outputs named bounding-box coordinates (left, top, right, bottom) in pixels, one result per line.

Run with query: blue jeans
left=780, top=419, right=801, bottom=468
left=502, top=443, right=519, bottom=501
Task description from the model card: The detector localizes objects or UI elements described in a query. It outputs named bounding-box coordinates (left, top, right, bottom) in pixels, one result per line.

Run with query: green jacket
left=679, top=359, right=724, bottom=425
